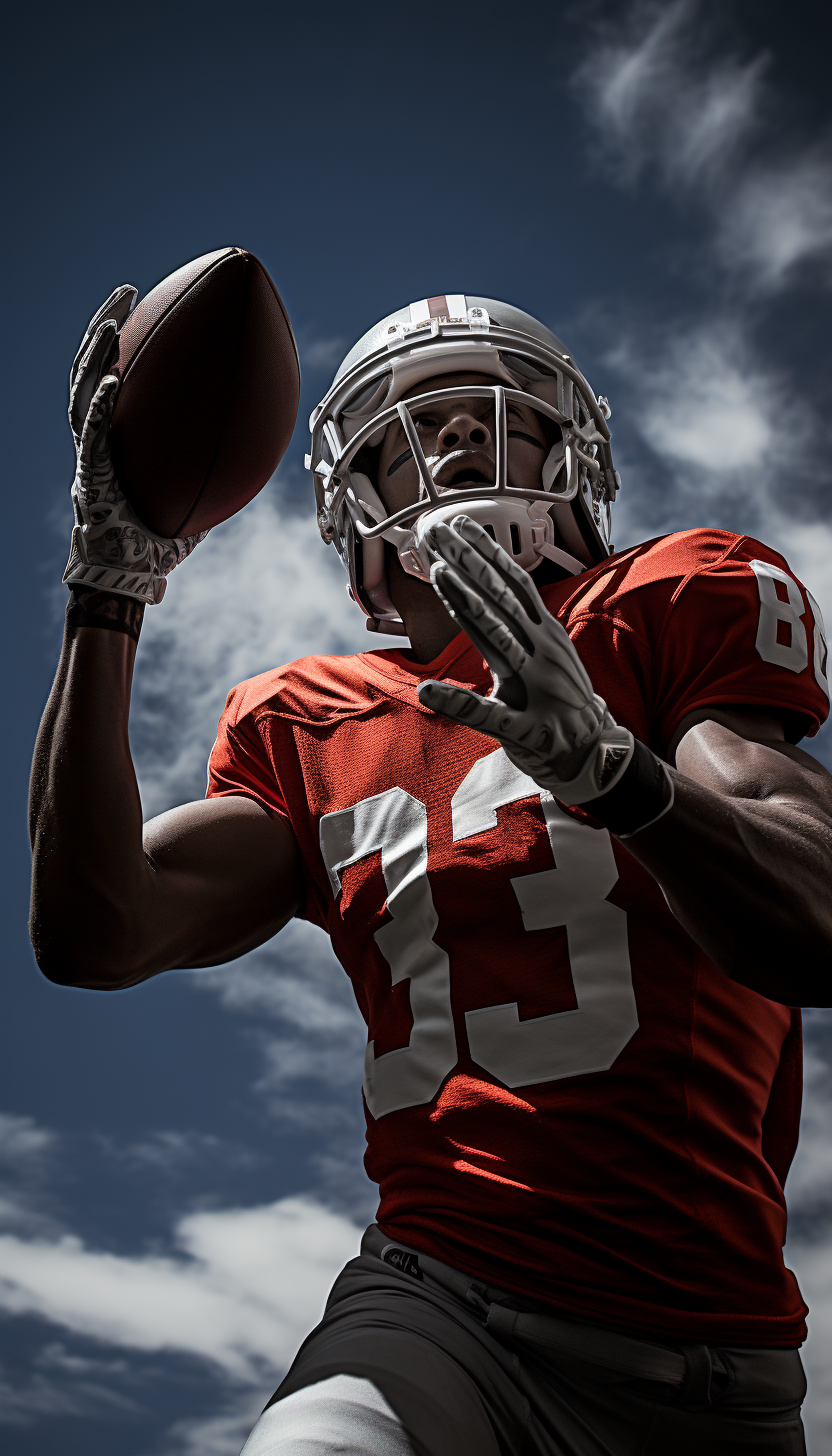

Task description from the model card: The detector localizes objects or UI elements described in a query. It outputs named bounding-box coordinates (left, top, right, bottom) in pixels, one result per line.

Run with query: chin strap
left=536, top=543, right=585, bottom=576
left=365, top=618, right=407, bottom=636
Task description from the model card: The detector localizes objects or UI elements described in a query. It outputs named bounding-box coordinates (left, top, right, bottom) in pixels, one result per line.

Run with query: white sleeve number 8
left=320, top=749, right=638, bottom=1118
left=750, top=559, right=829, bottom=697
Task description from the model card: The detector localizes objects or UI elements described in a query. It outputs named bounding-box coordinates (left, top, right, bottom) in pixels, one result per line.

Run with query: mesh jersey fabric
left=206, top=529, right=829, bottom=1347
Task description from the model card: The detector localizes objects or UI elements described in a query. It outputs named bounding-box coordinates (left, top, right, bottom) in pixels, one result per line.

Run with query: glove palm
left=417, top=515, right=633, bottom=804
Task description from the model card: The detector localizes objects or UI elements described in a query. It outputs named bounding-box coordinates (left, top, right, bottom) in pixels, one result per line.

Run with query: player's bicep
left=141, top=794, right=303, bottom=973
left=672, top=708, right=832, bottom=824
left=668, top=704, right=785, bottom=767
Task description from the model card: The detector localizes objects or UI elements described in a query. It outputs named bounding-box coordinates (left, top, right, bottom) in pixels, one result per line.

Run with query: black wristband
left=66, top=586, right=144, bottom=643
left=578, top=738, right=674, bottom=838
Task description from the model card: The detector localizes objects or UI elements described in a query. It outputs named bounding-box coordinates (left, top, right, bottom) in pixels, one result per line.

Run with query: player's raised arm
left=421, top=515, right=832, bottom=1008
left=29, top=270, right=303, bottom=989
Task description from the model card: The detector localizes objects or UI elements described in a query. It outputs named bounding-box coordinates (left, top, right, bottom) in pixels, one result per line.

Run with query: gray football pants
left=241, top=1225, right=807, bottom=1456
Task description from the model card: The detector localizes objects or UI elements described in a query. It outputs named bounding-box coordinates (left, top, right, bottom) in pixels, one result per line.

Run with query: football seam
left=119, top=248, right=239, bottom=386
left=170, top=255, right=252, bottom=537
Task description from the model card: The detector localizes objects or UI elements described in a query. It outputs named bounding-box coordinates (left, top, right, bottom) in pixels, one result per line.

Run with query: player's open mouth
left=433, top=451, right=495, bottom=492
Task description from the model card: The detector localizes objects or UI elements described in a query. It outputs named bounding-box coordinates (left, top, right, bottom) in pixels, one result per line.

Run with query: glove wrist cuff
left=63, top=529, right=166, bottom=605
left=546, top=725, right=634, bottom=806
left=66, top=587, right=145, bottom=643
left=577, top=738, right=675, bottom=838
left=64, top=560, right=165, bottom=605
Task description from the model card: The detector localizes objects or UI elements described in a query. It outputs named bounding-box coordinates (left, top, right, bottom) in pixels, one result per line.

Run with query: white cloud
left=160, top=1397, right=268, bottom=1456
left=196, top=920, right=362, bottom=1038
left=719, top=156, right=832, bottom=291
left=0, top=1112, right=55, bottom=1163
left=0, top=1196, right=360, bottom=1384
left=251, top=1039, right=364, bottom=1121
left=132, top=481, right=397, bottom=817
left=574, top=0, right=832, bottom=294
left=620, top=321, right=778, bottom=475
left=776, top=522, right=832, bottom=642
left=786, top=1233, right=832, bottom=1449
left=0, top=1115, right=62, bottom=1244
left=190, top=928, right=375, bottom=1218
left=784, top=1023, right=832, bottom=1449
left=0, top=1342, right=140, bottom=1429
left=0, top=1365, right=137, bottom=1426
left=0, top=1193, right=56, bottom=1238
left=575, top=0, right=762, bottom=189
left=604, top=316, right=832, bottom=643
left=105, top=1129, right=255, bottom=1177
left=120, top=1129, right=221, bottom=1168
left=36, top=1341, right=132, bottom=1377
left=787, top=1045, right=832, bottom=1211
left=192, top=924, right=369, bottom=1150
left=298, top=333, right=349, bottom=375
left=195, top=929, right=366, bottom=1103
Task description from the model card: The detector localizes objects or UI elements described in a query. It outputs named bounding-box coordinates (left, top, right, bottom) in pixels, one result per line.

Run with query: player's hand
left=417, top=515, right=634, bottom=805
left=63, top=286, right=207, bottom=606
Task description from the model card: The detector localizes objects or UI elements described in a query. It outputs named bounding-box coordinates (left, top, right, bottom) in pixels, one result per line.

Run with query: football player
left=30, top=291, right=832, bottom=1455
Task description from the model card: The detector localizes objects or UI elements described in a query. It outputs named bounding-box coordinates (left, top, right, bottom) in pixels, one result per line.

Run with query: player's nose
left=438, top=410, right=492, bottom=453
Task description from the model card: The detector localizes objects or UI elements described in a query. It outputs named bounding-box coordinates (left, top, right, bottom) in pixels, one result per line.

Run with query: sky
left=2, top=0, right=832, bottom=1450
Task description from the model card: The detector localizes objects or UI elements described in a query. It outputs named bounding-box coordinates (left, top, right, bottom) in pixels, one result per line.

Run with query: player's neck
left=388, top=545, right=582, bottom=665
left=401, top=618, right=462, bottom=665
left=388, top=558, right=461, bottom=665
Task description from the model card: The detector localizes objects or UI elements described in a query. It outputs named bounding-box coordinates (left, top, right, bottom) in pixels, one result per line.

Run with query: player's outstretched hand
left=63, top=287, right=207, bottom=606
left=417, top=515, right=634, bottom=805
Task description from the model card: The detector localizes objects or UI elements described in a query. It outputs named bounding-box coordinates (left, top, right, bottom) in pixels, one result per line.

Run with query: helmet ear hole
left=362, top=533, right=386, bottom=594
left=364, top=539, right=400, bottom=620
left=351, top=442, right=382, bottom=489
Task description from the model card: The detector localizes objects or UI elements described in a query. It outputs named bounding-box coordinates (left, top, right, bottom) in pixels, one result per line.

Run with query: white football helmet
left=307, top=294, right=620, bottom=632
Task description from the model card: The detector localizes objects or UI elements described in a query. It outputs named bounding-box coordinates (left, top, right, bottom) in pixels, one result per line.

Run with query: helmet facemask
left=308, top=299, right=619, bottom=632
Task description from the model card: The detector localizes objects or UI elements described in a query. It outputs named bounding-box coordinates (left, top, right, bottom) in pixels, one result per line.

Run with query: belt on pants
left=363, top=1226, right=728, bottom=1405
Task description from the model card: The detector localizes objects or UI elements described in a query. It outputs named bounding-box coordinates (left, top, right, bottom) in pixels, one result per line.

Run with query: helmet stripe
left=409, top=295, right=468, bottom=328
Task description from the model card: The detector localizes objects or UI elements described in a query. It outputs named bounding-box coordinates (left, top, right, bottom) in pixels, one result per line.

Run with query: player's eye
left=414, top=414, right=438, bottom=430
left=506, top=419, right=547, bottom=450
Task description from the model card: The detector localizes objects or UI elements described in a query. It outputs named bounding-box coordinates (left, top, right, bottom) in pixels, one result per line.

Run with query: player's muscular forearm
left=29, top=618, right=302, bottom=989
left=624, top=717, right=832, bottom=1006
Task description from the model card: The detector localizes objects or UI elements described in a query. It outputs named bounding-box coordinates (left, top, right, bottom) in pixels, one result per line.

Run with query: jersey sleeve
left=650, top=535, right=829, bottom=751
left=207, top=686, right=291, bottom=821
left=206, top=683, right=330, bottom=932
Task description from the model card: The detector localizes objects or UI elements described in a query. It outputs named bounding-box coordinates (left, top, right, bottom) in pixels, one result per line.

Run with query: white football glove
left=417, top=515, right=635, bottom=805
left=63, top=286, right=207, bottom=606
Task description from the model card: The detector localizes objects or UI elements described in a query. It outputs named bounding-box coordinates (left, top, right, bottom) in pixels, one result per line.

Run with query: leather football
left=109, top=248, right=300, bottom=538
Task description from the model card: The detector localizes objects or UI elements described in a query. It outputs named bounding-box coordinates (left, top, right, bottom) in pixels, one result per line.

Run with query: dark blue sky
left=3, top=1, right=832, bottom=1451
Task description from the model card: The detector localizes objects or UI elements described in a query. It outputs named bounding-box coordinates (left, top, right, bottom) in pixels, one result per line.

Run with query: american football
left=108, top=247, right=300, bottom=538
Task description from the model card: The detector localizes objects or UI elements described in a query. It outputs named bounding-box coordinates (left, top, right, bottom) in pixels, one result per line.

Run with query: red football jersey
left=207, top=529, right=829, bottom=1345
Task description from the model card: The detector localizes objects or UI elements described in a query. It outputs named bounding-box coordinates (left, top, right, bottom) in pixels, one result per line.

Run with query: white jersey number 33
left=319, top=749, right=638, bottom=1118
